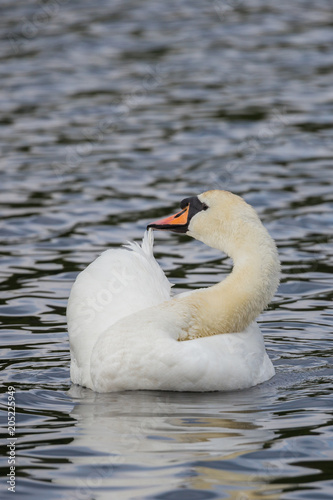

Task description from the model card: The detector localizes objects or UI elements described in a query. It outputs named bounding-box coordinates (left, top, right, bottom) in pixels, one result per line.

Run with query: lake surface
left=1, top=0, right=333, bottom=498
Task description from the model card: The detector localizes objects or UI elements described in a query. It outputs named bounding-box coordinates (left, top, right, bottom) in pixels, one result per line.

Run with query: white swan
left=67, top=190, right=280, bottom=392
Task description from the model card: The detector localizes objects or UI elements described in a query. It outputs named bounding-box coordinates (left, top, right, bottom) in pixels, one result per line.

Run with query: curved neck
left=179, top=225, right=280, bottom=340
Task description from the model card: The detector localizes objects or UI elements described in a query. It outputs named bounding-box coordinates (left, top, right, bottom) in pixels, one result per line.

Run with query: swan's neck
left=179, top=225, right=280, bottom=340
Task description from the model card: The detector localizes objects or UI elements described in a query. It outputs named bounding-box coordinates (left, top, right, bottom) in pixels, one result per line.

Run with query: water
left=1, top=0, right=333, bottom=498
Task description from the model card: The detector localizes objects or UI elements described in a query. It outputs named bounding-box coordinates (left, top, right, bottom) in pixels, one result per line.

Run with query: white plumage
left=67, top=190, right=279, bottom=392
left=67, top=230, right=172, bottom=389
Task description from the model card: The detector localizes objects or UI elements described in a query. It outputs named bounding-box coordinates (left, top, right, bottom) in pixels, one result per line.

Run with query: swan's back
left=67, top=230, right=172, bottom=388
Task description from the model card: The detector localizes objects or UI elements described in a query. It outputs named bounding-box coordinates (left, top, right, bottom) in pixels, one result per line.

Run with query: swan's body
left=67, top=190, right=280, bottom=392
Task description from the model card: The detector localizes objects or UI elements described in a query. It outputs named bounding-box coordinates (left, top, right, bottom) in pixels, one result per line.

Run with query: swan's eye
left=202, top=203, right=209, bottom=211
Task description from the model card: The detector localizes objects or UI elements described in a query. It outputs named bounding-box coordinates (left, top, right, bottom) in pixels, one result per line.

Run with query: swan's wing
left=90, top=316, right=275, bottom=392
left=67, top=229, right=171, bottom=387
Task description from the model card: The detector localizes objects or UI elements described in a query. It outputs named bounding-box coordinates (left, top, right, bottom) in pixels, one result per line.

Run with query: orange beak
left=147, top=205, right=190, bottom=233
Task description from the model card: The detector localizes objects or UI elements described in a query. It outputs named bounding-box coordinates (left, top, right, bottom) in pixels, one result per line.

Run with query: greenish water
left=0, top=0, right=333, bottom=498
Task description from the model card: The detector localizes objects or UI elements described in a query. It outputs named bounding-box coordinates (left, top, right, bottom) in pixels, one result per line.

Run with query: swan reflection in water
left=65, top=384, right=281, bottom=500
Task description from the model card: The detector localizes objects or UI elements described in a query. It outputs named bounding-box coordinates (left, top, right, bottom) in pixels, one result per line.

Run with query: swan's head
left=147, top=190, right=266, bottom=257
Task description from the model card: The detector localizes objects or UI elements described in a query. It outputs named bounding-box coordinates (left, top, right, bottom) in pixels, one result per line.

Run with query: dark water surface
left=1, top=0, right=333, bottom=498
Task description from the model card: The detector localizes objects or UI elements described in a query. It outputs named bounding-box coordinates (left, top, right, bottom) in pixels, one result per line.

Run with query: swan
left=67, top=190, right=280, bottom=392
